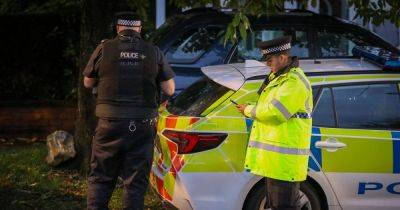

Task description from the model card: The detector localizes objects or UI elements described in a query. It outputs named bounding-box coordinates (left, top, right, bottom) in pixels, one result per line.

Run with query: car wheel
left=244, top=181, right=322, bottom=210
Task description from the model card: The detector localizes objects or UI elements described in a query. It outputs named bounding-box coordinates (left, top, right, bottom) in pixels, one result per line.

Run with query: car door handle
left=315, top=137, right=346, bottom=152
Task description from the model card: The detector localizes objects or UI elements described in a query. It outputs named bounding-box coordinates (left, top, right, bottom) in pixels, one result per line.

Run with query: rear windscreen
left=167, top=77, right=230, bottom=116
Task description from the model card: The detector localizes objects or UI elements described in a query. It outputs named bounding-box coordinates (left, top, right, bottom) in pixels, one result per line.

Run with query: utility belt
left=291, top=112, right=312, bottom=119
left=98, top=117, right=157, bottom=133
left=95, top=104, right=158, bottom=119
left=128, top=118, right=157, bottom=132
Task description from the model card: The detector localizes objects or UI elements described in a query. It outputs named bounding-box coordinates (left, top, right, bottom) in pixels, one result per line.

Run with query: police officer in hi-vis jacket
left=237, top=36, right=313, bottom=210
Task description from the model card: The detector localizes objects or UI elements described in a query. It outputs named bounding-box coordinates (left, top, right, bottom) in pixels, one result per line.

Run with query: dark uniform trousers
left=87, top=118, right=156, bottom=210
left=266, top=178, right=301, bottom=210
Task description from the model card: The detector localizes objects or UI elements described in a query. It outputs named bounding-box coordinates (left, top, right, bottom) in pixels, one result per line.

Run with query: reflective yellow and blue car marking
left=309, top=127, right=322, bottom=171
left=392, top=131, right=400, bottom=173
left=357, top=132, right=400, bottom=195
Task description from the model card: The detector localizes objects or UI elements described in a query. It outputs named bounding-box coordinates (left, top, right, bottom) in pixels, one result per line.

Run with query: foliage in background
left=0, top=0, right=80, bottom=102
left=349, top=0, right=400, bottom=27
left=0, top=0, right=158, bottom=102
left=168, top=0, right=400, bottom=44
left=1, top=0, right=399, bottom=59
left=0, top=15, right=78, bottom=102
left=0, top=0, right=79, bottom=15
left=0, top=0, right=399, bottom=102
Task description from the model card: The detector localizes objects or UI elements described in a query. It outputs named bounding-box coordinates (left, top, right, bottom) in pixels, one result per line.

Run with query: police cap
left=115, top=11, right=142, bottom=27
left=257, top=36, right=292, bottom=60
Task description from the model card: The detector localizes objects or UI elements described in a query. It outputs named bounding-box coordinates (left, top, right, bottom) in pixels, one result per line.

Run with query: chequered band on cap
left=261, top=43, right=291, bottom=55
left=117, top=19, right=141, bottom=27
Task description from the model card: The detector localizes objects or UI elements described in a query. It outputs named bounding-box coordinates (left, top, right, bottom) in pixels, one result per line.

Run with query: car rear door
left=312, top=81, right=400, bottom=210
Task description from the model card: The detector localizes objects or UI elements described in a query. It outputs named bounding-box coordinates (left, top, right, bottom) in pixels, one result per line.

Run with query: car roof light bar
left=353, top=46, right=400, bottom=71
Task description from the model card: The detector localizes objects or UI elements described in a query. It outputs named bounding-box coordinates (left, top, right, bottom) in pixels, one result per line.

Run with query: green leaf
left=224, top=24, right=234, bottom=46
left=239, top=22, right=247, bottom=40
left=232, top=14, right=240, bottom=27
left=242, top=15, right=250, bottom=29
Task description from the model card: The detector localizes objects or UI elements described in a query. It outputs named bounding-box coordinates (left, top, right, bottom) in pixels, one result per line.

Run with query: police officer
left=236, top=36, right=312, bottom=210
left=83, top=12, right=175, bottom=210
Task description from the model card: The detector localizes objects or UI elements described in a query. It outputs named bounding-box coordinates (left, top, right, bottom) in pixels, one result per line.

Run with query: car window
left=313, top=88, right=336, bottom=127
left=312, top=86, right=321, bottom=102
left=167, top=77, right=230, bottom=116
left=235, top=27, right=309, bottom=62
left=166, top=26, right=222, bottom=64
left=332, top=83, right=400, bottom=129
left=316, top=29, right=394, bottom=58
left=151, top=15, right=184, bottom=45
left=317, top=29, right=358, bottom=57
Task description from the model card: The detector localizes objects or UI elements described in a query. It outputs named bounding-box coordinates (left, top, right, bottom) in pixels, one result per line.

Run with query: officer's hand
left=236, top=104, right=247, bottom=115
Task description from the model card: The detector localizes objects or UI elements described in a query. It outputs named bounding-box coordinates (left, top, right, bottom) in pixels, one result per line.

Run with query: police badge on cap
left=257, top=36, right=292, bottom=60
left=115, top=12, right=142, bottom=27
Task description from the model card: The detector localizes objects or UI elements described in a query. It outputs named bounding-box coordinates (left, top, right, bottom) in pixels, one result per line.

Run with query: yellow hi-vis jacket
left=244, top=66, right=313, bottom=182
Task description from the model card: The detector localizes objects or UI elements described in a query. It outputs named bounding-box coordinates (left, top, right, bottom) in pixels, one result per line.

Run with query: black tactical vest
left=96, top=30, right=158, bottom=119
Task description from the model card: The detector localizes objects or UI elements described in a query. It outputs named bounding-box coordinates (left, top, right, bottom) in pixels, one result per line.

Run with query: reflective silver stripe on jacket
left=293, top=71, right=312, bottom=114
left=305, top=96, right=311, bottom=113
left=292, top=71, right=311, bottom=90
left=271, top=99, right=292, bottom=120
left=249, top=140, right=310, bottom=155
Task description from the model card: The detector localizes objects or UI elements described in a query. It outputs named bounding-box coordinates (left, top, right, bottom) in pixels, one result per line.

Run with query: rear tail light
left=162, top=130, right=227, bottom=154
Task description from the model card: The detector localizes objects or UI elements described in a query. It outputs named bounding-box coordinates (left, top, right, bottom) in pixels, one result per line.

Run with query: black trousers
left=87, top=118, right=156, bottom=210
left=266, top=178, right=301, bottom=210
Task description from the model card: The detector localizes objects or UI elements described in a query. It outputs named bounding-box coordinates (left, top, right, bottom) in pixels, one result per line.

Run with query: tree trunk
left=75, top=0, right=128, bottom=173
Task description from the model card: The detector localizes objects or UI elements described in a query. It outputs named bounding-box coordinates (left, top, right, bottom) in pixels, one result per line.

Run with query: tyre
left=243, top=180, right=322, bottom=210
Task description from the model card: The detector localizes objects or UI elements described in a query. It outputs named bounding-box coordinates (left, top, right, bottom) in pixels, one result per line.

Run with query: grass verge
left=0, top=143, right=163, bottom=210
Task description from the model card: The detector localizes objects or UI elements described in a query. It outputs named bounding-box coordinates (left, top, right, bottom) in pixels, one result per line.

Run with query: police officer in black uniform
left=83, top=12, right=175, bottom=210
